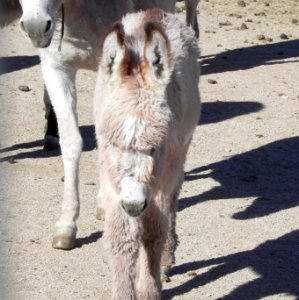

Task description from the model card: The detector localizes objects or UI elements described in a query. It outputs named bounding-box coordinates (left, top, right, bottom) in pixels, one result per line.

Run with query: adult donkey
left=1, top=0, right=200, bottom=250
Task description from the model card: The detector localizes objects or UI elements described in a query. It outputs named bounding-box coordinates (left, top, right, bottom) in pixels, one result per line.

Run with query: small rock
left=237, top=0, right=246, bottom=7
left=9, top=157, right=16, bottom=164
left=30, top=238, right=41, bottom=244
left=161, top=274, right=171, bottom=283
left=84, top=181, right=96, bottom=186
left=175, top=6, right=184, bottom=13
left=256, top=134, right=264, bottom=138
left=18, top=85, right=31, bottom=92
left=187, top=271, right=197, bottom=277
left=254, top=12, right=267, bottom=16
left=292, top=18, right=298, bottom=24
left=266, top=37, right=273, bottom=42
left=240, top=23, right=248, bottom=30
left=257, top=34, right=266, bottom=40
left=219, top=20, right=232, bottom=26
left=61, top=176, right=64, bottom=182
left=217, top=44, right=223, bottom=47
left=245, top=18, right=253, bottom=22
left=207, top=79, right=217, bottom=84
left=280, top=33, right=289, bottom=40
left=265, top=2, right=270, bottom=6
left=228, top=13, right=242, bottom=18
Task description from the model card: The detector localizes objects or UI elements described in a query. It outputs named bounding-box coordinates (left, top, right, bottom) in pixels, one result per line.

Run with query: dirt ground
left=0, top=1, right=299, bottom=299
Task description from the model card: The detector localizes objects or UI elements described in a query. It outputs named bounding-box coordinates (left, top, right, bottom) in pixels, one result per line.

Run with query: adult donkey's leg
left=41, top=61, right=82, bottom=250
left=185, top=0, right=200, bottom=38
left=43, top=85, right=60, bottom=151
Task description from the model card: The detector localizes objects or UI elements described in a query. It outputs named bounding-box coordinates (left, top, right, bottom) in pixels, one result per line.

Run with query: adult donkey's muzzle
left=19, top=16, right=54, bottom=48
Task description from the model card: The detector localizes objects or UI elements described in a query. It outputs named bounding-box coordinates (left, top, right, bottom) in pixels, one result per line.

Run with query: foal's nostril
left=44, top=20, right=52, bottom=33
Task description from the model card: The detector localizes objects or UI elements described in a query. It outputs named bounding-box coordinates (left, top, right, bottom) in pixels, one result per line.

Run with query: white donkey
left=1, top=0, right=199, bottom=251
left=94, top=8, right=200, bottom=299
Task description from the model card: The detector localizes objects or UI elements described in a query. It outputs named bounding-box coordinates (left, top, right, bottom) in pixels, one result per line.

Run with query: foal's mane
left=0, top=0, right=22, bottom=27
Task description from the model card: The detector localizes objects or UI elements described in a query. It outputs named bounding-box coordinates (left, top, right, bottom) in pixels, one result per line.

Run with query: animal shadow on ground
left=0, top=55, right=40, bottom=75
left=163, top=229, right=299, bottom=299
left=181, top=136, right=299, bottom=219
left=201, top=39, right=299, bottom=75
left=0, top=98, right=263, bottom=162
left=0, top=125, right=96, bottom=162
left=75, top=231, right=103, bottom=249
left=200, top=101, right=264, bottom=125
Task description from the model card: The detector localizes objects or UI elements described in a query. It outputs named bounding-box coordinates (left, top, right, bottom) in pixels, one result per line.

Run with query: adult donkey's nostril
left=44, top=20, right=52, bottom=33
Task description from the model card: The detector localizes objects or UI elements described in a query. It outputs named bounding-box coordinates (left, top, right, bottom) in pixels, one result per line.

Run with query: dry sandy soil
left=0, top=1, right=299, bottom=299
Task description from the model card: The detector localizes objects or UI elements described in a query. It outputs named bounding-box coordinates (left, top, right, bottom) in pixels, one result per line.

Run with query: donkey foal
left=94, top=8, right=201, bottom=299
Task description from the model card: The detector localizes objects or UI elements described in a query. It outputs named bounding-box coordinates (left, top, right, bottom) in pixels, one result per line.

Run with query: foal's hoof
left=44, top=135, right=60, bottom=151
left=52, top=234, right=76, bottom=250
left=95, top=206, right=105, bottom=220
left=161, top=266, right=172, bottom=283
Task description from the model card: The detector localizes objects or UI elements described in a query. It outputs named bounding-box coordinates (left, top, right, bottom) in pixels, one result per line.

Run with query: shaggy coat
left=94, top=9, right=200, bottom=299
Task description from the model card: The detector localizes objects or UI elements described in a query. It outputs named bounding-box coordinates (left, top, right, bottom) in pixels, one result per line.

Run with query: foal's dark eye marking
left=108, top=55, right=115, bottom=74
left=153, top=46, right=163, bottom=77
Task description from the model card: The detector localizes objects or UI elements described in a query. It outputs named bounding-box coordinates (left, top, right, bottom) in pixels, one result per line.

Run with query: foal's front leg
left=105, top=206, right=141, bottom=300
left=137, top=205, right=166, bottom=300
left=41, top=61, right=82, bottom=250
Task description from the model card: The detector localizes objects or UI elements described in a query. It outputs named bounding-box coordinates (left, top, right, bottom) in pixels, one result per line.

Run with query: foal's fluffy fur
left=94, top=9, right=200, bottom=299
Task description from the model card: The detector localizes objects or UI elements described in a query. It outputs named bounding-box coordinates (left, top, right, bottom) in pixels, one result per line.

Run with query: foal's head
left=98, top=15, right=174, bottom=217
left=18, top=0, right=62, bottom=47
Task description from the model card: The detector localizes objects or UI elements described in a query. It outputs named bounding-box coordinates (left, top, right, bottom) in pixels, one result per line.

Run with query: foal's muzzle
left=120, top=177, right=150, bottom=217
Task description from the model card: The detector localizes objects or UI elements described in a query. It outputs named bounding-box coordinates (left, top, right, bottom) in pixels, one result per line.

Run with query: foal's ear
left=101, top=23, right=125, bottom=81
left=144, top=22, right=173, bottom=84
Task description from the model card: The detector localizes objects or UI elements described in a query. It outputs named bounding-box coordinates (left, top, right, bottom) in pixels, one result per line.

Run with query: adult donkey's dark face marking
left=19, top=0, right=62, bottom=48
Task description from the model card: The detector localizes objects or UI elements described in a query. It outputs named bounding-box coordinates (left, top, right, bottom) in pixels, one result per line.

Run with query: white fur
left=120, top=177, right=150, bottom=208
left=121, top=151, right=154, bottom=180
left=122, top=116, right=147, bottom=148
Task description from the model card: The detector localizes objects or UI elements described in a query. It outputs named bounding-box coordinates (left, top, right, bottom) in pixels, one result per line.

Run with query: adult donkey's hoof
left=44, top=135, right=60, bottom=151
left=52, top=234, right=76, bottom=250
